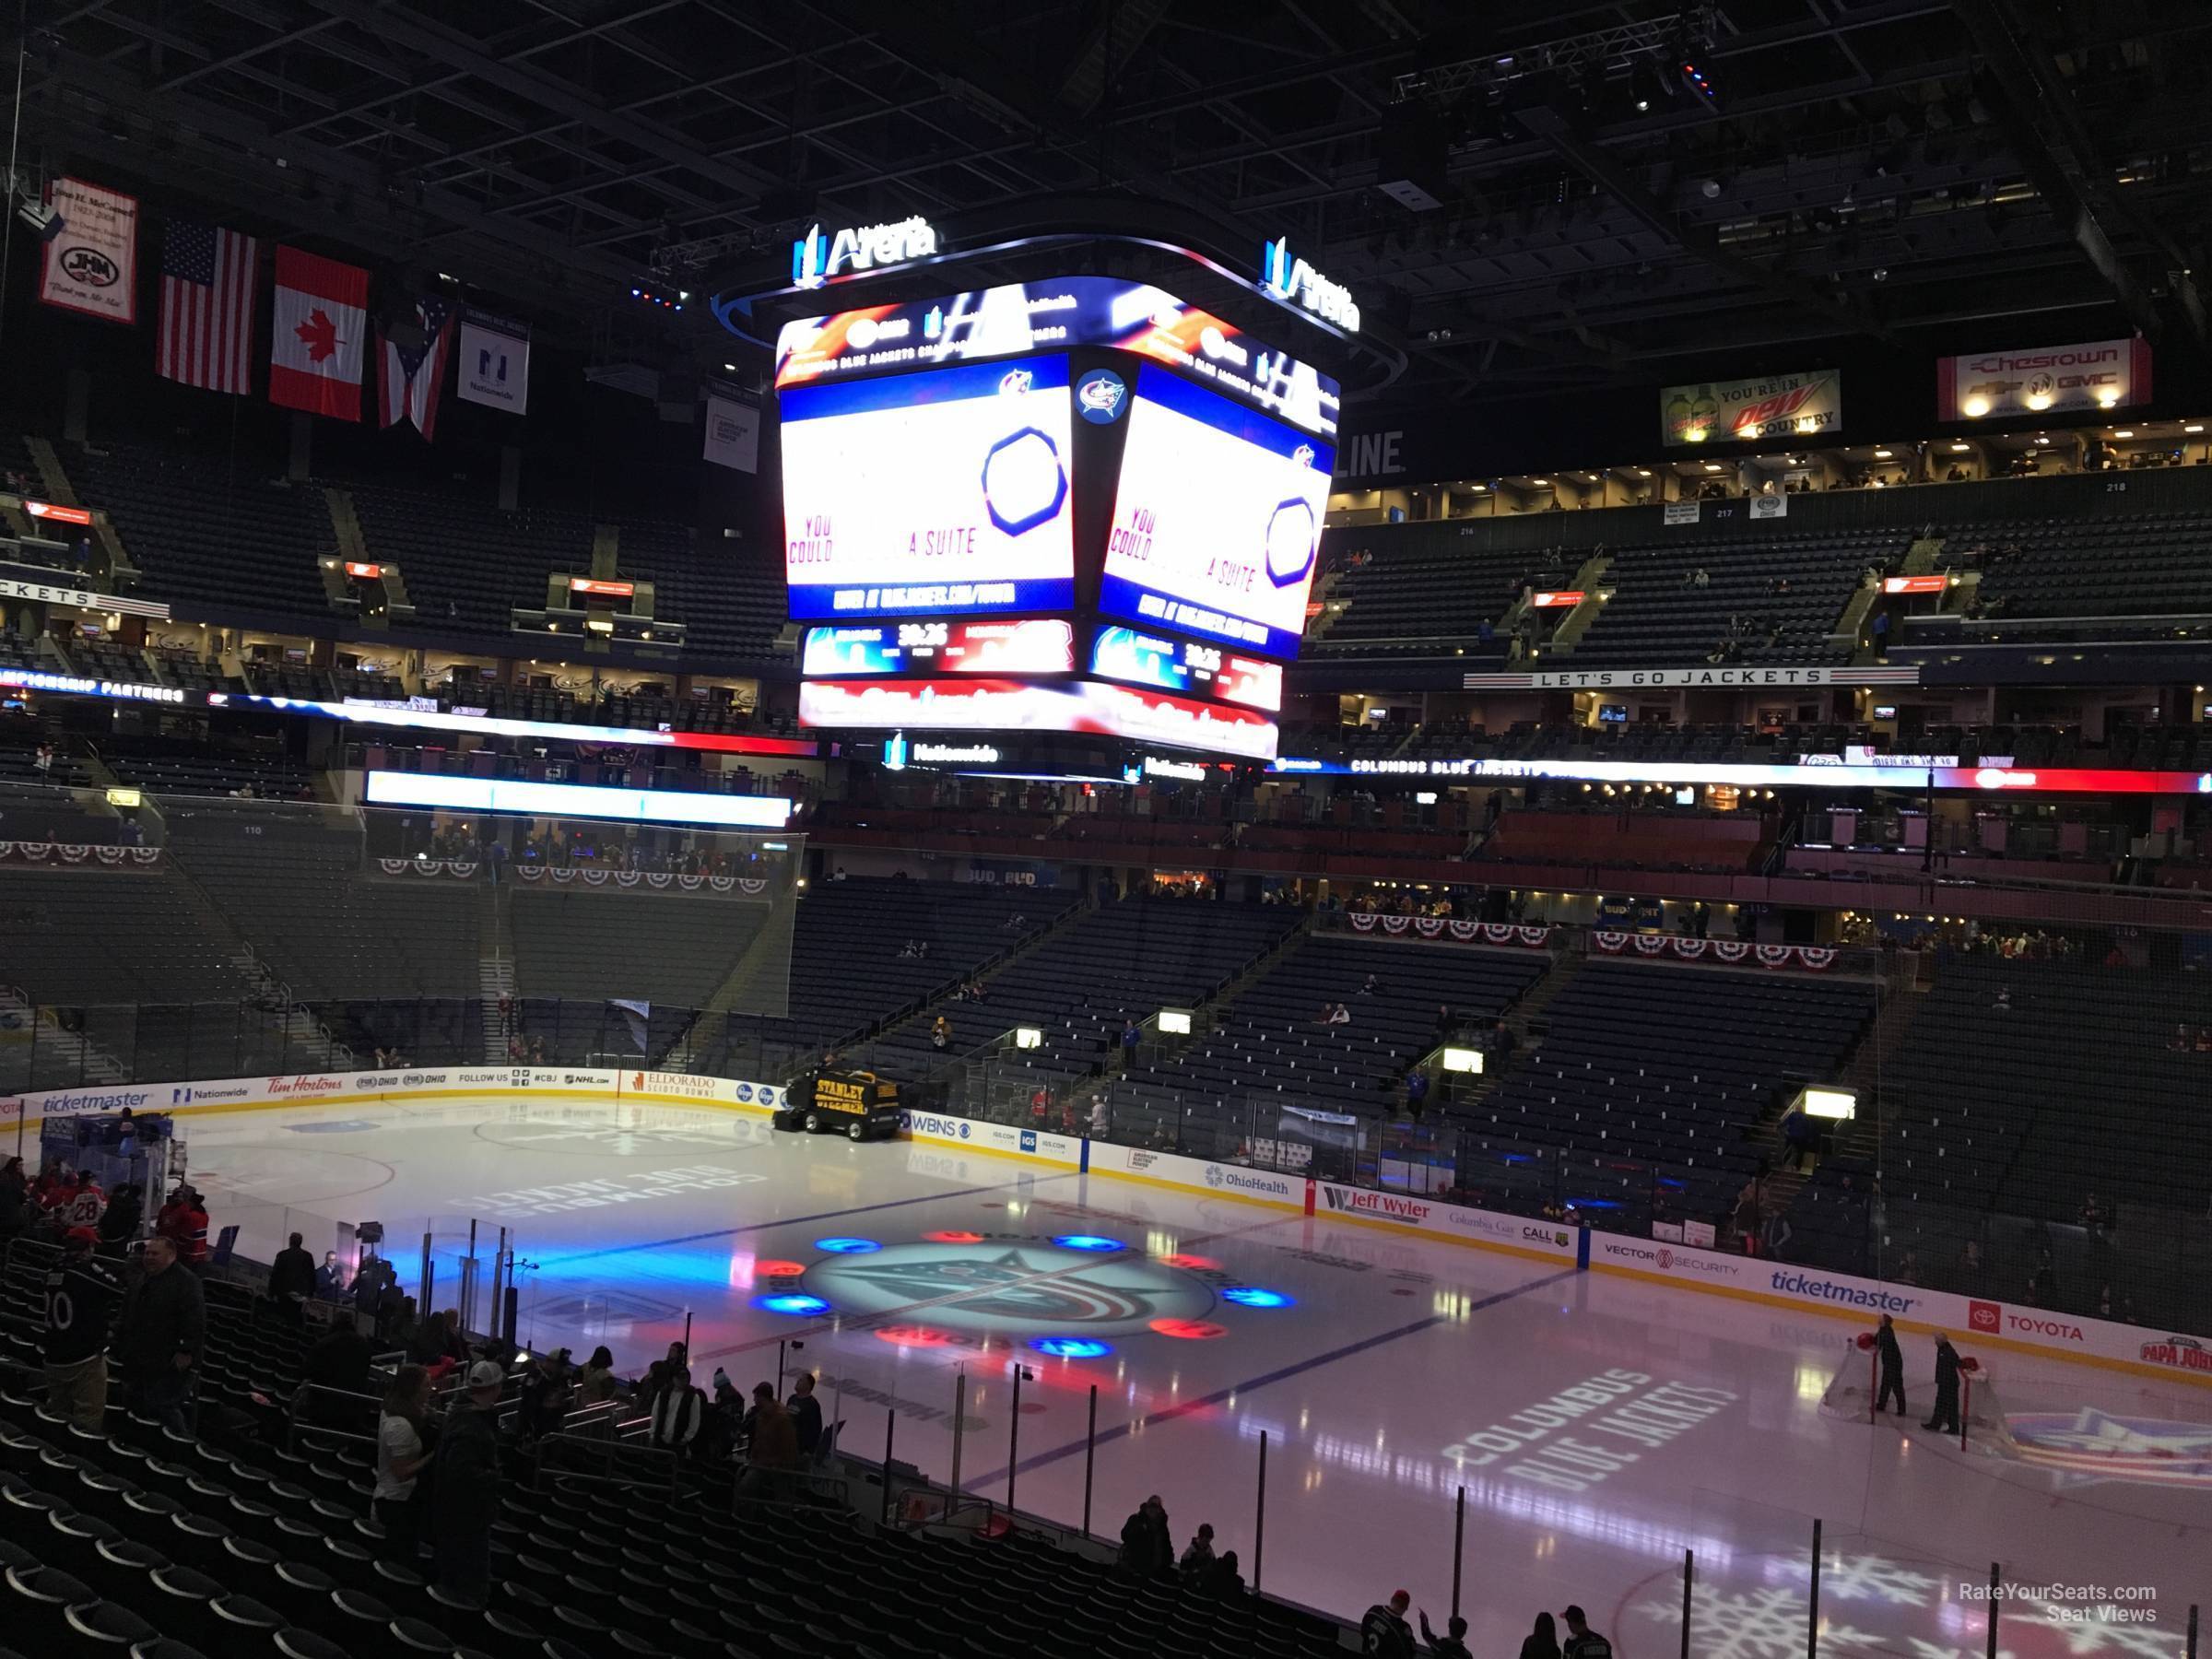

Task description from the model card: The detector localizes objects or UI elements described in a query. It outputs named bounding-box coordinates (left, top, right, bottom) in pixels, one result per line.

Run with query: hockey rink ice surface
left=183, top=1094, right=2212, bottom=1657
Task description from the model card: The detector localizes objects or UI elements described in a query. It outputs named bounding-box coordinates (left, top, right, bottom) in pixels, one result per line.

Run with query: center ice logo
left=801, top=1238, right=1218, bottom=1335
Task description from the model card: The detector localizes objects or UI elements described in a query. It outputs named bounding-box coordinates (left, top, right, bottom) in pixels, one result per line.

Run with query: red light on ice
left=875, top=1326, right=958, bottom=1348
left=1149, top=1318, right=1228, bottom=1340
left=1158, top=1254, right=1218, bottom=1271
left=755, top=1259, right=806, bottom=1278
left=924, top=1230, right=985, bottom=1243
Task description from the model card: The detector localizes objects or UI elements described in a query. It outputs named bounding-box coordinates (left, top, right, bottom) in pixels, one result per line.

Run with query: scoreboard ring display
left=783, top=276, right=1341, bottom=769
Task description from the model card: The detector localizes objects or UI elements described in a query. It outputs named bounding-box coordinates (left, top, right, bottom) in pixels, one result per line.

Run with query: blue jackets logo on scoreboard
left=1076, top=370, right=1128, bottom=424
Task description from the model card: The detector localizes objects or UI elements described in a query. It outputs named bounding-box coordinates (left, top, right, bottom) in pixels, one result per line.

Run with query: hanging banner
left=703, top=393, right=761, bottom=473
left=1750, top=493, right=1788, bottom=520
left=270, top=246, right=370, bottom=420
left=1663, top=500, right=1700, bottom=526
left=1936, top=337, right=2150, bottom=420
left=1661, top=370, right=1841, bottom=445
left=456, top=310, right=531, bottom=414
left=40, top=177, right=140, bottom=325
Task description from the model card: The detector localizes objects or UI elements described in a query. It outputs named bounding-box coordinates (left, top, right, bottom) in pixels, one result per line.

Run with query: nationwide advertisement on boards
left=772, top=275, right=1341, bottom=437
left=782, top=354, right=1076, bottom=619
left=1099, top=363, right=1334, bottom=660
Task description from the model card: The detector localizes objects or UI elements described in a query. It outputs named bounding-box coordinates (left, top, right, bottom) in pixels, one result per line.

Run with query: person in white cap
left=431, top=1358, right=506, bottom=1607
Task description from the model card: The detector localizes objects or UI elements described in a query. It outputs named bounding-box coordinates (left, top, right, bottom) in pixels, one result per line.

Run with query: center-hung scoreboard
left=777, top=276, right=1342, bottom=770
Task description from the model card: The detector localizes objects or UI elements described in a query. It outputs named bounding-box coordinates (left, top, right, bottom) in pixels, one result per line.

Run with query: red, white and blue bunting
left=0, top=841, right=161, bottom=867
left=496, top=864, right=767, bottom=895
left=1592, top=931, right=1836, bottom=971
left=1347, top=914, right=1552, bottom=947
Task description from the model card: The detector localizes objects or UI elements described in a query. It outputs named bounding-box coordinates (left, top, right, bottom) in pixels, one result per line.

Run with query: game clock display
left=1088, top=625, right=1284, bottom=712
left=782, top=354, right=1077, bottom=620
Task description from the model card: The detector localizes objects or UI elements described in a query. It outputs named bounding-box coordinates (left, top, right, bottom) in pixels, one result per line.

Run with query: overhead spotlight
left=1698, top=178, right=1722, bottom=200
left=1961, top=395, right=1991, bottom=418
left=1678, top=57, right=1719, bottom=107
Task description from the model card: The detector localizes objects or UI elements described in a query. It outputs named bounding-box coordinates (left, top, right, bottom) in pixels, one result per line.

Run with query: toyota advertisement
left=1098, top=363, right=1334, bottom=659
left=782, top=354, right=1076, bottom=619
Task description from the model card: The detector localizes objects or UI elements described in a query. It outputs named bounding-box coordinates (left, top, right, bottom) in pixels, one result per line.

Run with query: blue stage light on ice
left=756, top=1294, right=830, bottom=1316
left=1051, top=1234, right=1124, bottom=1253
left=1030, top=1336, right=1111, bottom=1359
left=1220, top=1287, right=1293, bottom=1308
left=814, top=1238, right=880, bottom=1253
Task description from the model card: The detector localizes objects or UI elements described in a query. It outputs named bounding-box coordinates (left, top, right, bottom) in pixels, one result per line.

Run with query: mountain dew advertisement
left=1662, top=369, right=1841, bottom=446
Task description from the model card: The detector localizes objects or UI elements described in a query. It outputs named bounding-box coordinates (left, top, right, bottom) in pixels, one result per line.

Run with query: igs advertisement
left=1099, top=363, right=1334, bottom=659
left=782, top=354, right=1077, bottom=619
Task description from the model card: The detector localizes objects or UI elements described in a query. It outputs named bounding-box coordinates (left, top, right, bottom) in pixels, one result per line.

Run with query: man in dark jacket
left=1361, top=1589, right=1415, bottom=1658
left=44, top=1229, right=124, bottom=1430
left=1560, top=1605, right=1614, bottom=1658
left=788, top=1372, right=823, bottom=1461
left=95, top=1183, right=141, bottom=1256
left=268, top=1231, right=317, bottom=1323
left=1120, top=1495, right=1171, bottom=1578
left=1923, top=1332, right=1962, bottom=1435
left=113, top=1236, right=205, bottom=1435
left=432, top=1359, right=505, bottom=1606
left=1875, top=1314, right=1907, bottom=1417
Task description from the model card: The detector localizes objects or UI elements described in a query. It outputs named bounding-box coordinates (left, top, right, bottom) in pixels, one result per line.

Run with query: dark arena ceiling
left=22, top=0, right=2212, bottom=410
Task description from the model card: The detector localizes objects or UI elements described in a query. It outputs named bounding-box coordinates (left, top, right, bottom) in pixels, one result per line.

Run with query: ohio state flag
left=269, top=246, right=368, bottom=420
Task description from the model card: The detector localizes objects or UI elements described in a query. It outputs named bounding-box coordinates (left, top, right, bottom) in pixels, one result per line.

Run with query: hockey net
left=1817, top=1333, right=2018, bottom=1457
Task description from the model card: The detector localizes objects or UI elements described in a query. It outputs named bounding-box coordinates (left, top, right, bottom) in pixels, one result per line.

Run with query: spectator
left=1361, top=1590, right=1416, bottom=1658
left=1560, top=1605, right=1613, bottom=1658
left=2078, top=1193, right=2109, bottom=1235
left=650, top=1365, right=707, bottom=1452
left=1327, top=1002, right=1351, bottom=1026
left=375, top=1363, right=433, bottom=1560
left=0, top=1157, right=25, bottom=1248
left=407, top=1309, right=456, bottom=1371
left=1179, top=1521, right=1217, bottom=1583
left=1992, top=984, right=2012, bottom=1012
left=1121, top=1018, right=1140, bottom=1058
left=1360, top=971, right=1384, bottom=996
left=268, top=1230, right=317, bottom=1323
left=113, top=1235, right=205, bottom=1435
left=1119, top=1494, right=1172, bottom=1578
left=155, top=1183, right=209, bottom=1268
left=42, top=1228, right=123, bottom=1430
left=1406, top=1067, right=1430, bottom=1120
left=1421, top=1609, right=1473, bottom=1659
left=1780, top=1106, right=1818, bottom=1172
left=62, top=1170, right=105, bottom=1230
left=744, top=1379, right=799, bottom=1496
left=577, top=1345, right=622, bottom=1406
left=431, top=1359, right=505, bottom=1607
left=788, top=1371, right=823, bottom=1460
left=931, top=1015, right=952, bottom=1052
left=314, top=1251, right=347, bottom=1300
left=1518, top=1611, right=1562, bottom=1659
left=1088, top=1093, right=1111, bottom=1137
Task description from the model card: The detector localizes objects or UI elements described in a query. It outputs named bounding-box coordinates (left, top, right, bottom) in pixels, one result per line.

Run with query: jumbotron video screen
left=782, top=278, right=1338, bottom=767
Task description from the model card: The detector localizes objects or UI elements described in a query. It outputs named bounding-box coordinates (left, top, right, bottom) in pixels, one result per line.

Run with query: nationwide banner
left=1662, top=369, right=1841, bottom=445
left=40, top=177, right=140, bottom=325
left=1936, top=336, right=2151, bottom=420
left=456, top=310, right=531, bottom=414
left=702, top=392, right=761, bottom=473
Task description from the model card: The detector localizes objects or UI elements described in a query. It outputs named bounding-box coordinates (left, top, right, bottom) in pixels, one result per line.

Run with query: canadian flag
left=269, top=246, right=369, bottom=420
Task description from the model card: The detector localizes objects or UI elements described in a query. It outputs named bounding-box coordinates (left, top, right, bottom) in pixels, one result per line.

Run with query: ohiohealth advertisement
left=1099, top=363, right=1334, bottom=659
left=782, top=354, right=1077, bottom=619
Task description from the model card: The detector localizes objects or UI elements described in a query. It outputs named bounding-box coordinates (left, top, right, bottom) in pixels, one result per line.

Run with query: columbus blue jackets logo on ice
left=1075, top=369, right=1127, bottom=424
left=802, top=1239, right=1218, bottom=1335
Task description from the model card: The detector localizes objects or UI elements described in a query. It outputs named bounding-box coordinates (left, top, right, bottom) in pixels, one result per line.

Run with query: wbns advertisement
left=1661, top=370, right=1842, bottom=446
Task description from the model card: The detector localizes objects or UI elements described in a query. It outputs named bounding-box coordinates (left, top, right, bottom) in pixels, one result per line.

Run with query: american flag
left=157, top=219, right=259, bottom=394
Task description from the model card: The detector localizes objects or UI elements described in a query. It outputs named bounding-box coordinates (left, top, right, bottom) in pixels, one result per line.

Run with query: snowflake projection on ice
left=1638, top=1587, right=1886, bottom=1659
left=1629, top=1553, right=2192, bottom=1659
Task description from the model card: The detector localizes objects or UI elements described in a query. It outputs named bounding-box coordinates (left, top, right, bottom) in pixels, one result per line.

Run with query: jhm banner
left=1662, top=370, right=1841, bottom=446
left=40, top=178, right=140, bottom=325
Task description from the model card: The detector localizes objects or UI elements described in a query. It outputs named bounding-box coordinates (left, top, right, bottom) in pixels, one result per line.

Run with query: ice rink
left=182, top=1093, right=2212, bottom=1657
